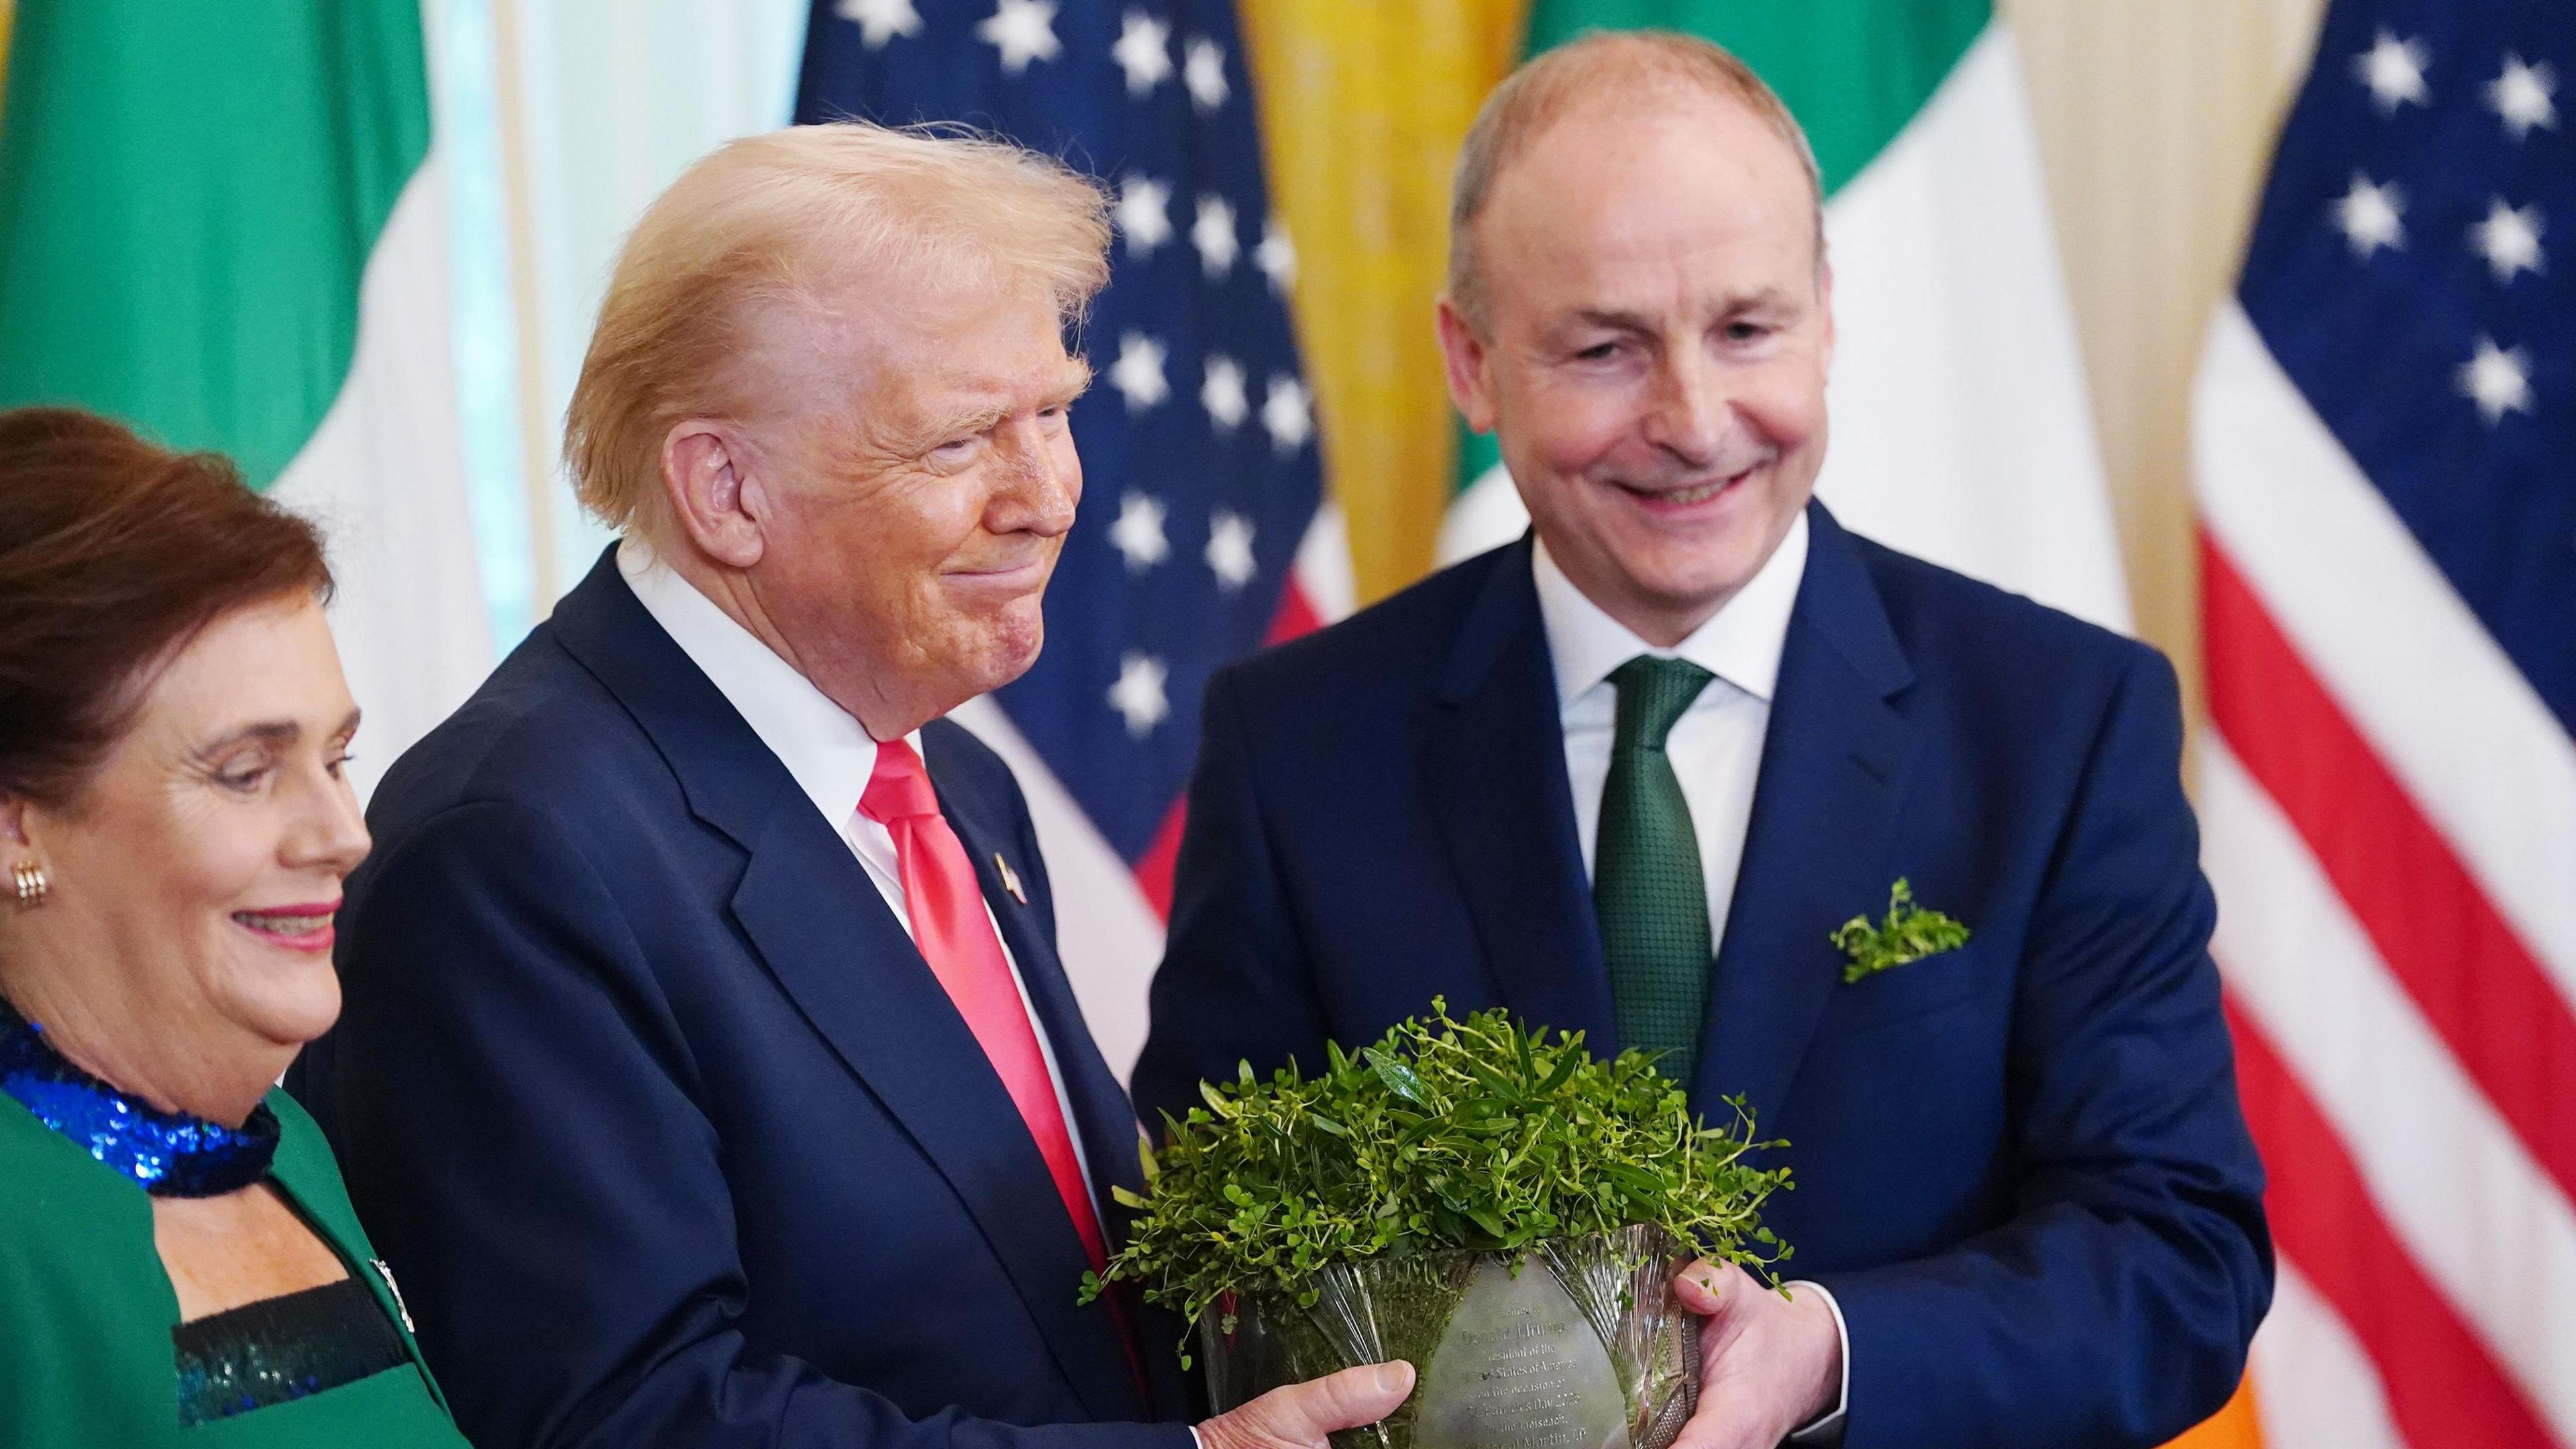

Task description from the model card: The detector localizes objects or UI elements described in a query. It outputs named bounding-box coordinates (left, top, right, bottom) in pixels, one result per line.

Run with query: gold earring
left=11, top=861, right=48, bottom=910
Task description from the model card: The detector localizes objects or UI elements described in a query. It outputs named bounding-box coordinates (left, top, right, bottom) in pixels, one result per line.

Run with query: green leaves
left=1366, top=1048, right=1432, bottom=1106
left=1085, top=1001, right=1793, bottom=1340
left=1829, top=878, right=1970, bottom=985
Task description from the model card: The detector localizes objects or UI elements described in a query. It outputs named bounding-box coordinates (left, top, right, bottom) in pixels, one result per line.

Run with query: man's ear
left=660, top=421, right=765, bottom=570
left=1435, top=295, right=1499, bottom=436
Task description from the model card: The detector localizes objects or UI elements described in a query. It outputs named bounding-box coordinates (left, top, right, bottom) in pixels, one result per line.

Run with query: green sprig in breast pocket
left=1831, top=879, right=1970, bottom=985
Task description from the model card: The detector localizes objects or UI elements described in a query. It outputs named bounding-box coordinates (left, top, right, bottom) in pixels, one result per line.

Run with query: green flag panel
left=0, top=1, right=430, bottom=488
left=1523, top=0, right=1990, bottom=196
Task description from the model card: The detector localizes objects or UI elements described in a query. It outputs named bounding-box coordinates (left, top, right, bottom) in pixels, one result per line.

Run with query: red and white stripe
left=2195, top=301, right=2576, bottom=1447
left=959, top=502, right=1354, bottom=1079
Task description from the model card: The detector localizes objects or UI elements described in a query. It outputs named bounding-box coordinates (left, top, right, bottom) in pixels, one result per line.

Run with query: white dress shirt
left=616, top=540, right=1095, bottom=1199
left=1536, top=512, right=1809, bottom=947
left=1532, top=513, right=1849, bottom=1442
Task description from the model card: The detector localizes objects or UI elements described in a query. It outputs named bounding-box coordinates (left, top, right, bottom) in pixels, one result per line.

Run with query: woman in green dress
left=0, top=408, right=470, bottom=1447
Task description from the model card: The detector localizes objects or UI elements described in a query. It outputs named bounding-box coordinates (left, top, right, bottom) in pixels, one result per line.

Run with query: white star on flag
left=1108, top=652, right=1171, bottom=737
left=1109, top=331, right=1169, bottom=411
left=1192, top=195, right=1239, bottom=278
left=1109, top=491, right=1171, bottom=571
left=1183, top=38, right=1230, bottom=111
left=2457, top=335, right=2533, bottom=424
left=976, top=0, right=1059, bottom=74
left=1255, top=219, right=1296, bottom=294
left=837, top=0, right=922, bottom=50
left=1112, top=11, right=1172, bottom=96
left=1200, top=355, right=1248, bottom=429
left=2487, top=54, right=2559, bottom=140
left=1205, top=511, right=1257, bottom=592
left=2469, top=199, right=2544, bottom=284
left=1116, top=175, right=1173, bottom=257
left=2334, top=173, right=2406, bottom=257
left=2355, top=30, right=2430, bottom=113
left=1262, top=374, right=1313, bottom=453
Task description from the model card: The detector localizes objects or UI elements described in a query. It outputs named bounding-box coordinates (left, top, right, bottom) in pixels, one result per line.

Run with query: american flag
left=2192, top=0, right=2573, bottom=1444
left=795, top=0, right=1348, bottom=1074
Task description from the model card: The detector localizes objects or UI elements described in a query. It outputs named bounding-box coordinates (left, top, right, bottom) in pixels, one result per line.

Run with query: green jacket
left=0, top=1086, right=469, bottom=1448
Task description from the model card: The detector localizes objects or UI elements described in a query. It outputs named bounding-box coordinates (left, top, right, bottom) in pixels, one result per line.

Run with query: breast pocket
left=1813, top=940, right=1996, bottom=1040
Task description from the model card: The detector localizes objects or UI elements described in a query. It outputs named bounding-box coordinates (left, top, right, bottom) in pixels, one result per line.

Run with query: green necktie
left=1595, top=655, right=1716, bottom=1084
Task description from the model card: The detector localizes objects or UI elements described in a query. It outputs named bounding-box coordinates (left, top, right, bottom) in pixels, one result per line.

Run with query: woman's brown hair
left=0, top=408, right=333, bottom=808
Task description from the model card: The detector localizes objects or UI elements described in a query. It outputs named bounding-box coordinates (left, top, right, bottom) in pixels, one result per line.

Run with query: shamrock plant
left=1084, top=1001, right=1791, bottom=1346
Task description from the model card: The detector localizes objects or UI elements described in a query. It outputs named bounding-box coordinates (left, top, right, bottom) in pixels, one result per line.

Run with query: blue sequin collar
left=0, top=996, right=278, bottom=1197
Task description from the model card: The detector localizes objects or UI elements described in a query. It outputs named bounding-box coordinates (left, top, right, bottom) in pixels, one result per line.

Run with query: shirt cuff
left=1781, top=1280, right=1849, bottom=1446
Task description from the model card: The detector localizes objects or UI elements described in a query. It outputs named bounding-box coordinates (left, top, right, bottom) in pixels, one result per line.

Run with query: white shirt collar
left=617, top=539, right=912, bottom=829
left=1532, top=508, right=1809, bottom=709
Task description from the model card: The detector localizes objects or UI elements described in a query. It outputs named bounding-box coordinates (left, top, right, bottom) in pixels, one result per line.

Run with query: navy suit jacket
left=291, top=551, right=1193, bottom=1449
left=1134, top=504, right=2271, bottom=1449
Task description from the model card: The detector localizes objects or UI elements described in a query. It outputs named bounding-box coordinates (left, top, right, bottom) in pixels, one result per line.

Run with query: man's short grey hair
left=1447, top=30, right=1825, bottom=332
left=564, top=121, right=1112, bottom=539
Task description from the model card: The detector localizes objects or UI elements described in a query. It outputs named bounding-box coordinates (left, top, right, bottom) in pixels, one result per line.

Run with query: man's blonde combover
left=564, top=122, right=1112, bottom=537
left=1447, top=31, right=1824, bottom=332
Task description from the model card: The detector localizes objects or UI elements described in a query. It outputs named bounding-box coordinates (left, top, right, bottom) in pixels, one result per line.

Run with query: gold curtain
left=1238, top=0, right=1526, bottom=605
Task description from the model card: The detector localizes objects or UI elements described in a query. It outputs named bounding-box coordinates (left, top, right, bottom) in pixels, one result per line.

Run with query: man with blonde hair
left=1141, top=32, right=2269, bottom=1449
left=296, top=123, right=1411, bottom=1449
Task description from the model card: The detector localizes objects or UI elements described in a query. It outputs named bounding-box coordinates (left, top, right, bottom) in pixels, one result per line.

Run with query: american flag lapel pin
left=994, top=853, right=1028, bottom=906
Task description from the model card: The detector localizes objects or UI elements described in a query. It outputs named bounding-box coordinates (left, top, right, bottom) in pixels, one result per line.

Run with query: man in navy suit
left=292, top=124, right=1409, bottom=1449
left=1135, top=34, right=2270, bottom=1449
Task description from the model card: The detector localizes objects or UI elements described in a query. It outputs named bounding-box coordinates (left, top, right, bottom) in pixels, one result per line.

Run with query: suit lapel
left=925, top=725, right=1151, bottom=1226
left=729, top=804, right=1142, bottom=1423
left=1419, top=541, right=1619, bottom=1050
left=1691, top=505, right=1917, bottom=1131
left=930, top=724, right=1187, bottom=1415
left=551, top=553, right=1140, bottom=1424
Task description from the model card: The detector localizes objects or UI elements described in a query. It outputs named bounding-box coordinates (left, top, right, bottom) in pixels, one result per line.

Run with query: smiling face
left=1440, top=87, right=1832, bottom=646
left=0, top=594, right=368, bottom=1120
left=705, top=273, right=1088, bottom=736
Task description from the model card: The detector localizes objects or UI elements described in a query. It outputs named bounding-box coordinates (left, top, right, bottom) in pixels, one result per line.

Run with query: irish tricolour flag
left=0, top=1, right=489, bottom=793
left=1441, top=0, right=2131, bottom=635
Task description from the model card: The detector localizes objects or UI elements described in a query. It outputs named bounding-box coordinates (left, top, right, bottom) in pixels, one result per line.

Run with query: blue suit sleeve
left=1133, top=667, right=1332, bottom=1132
left=1821, top=649, right=2274, bottom=1449
left=325, top=798, right=1193, bottom=1449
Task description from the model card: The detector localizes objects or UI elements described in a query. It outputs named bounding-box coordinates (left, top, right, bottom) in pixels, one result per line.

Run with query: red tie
left=857, top=739, right=1111, bottom=1271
